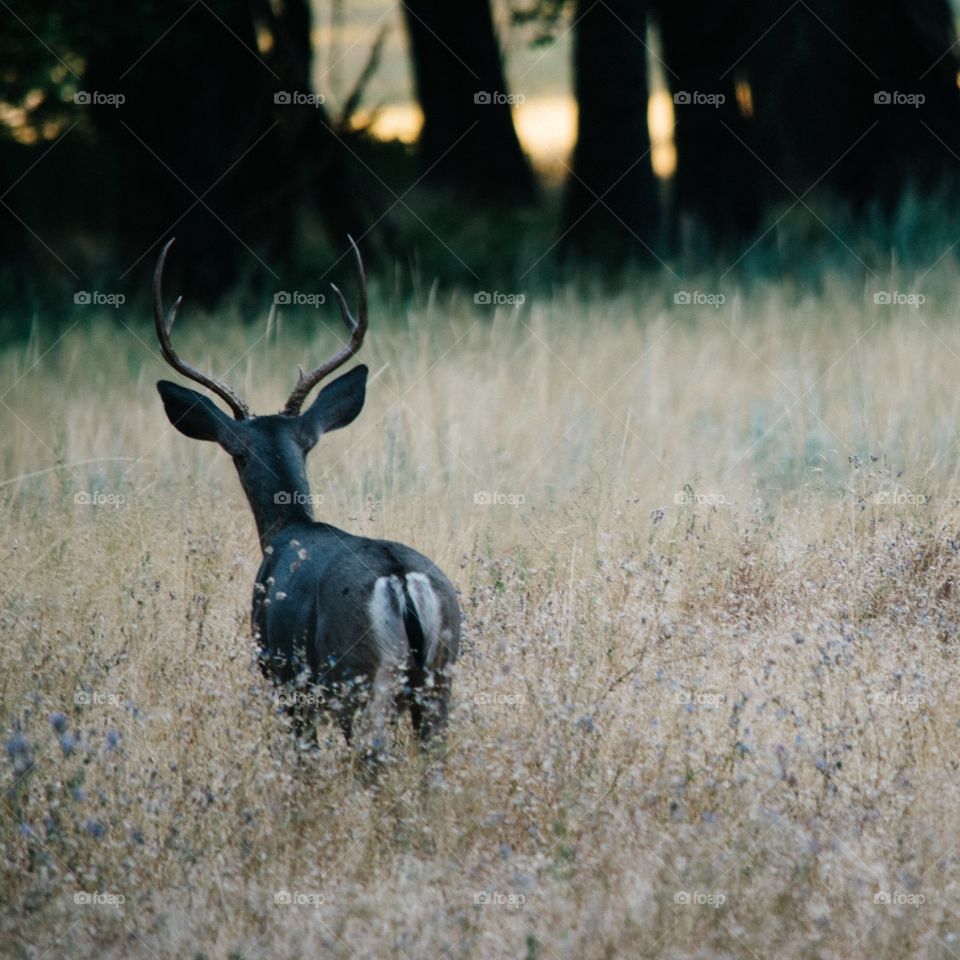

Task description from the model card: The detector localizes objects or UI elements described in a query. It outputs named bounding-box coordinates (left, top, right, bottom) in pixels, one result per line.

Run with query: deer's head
left=154, top=238, right=368, bottom=540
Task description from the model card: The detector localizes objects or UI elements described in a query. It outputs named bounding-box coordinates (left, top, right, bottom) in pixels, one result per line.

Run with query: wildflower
left=85, top=818, right=105, bottom=839
left=5, top=733, right=31, bottom=773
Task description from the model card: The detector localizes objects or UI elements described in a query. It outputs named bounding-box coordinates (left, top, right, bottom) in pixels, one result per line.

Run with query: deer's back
left=253, top=522, right=460, bottom=686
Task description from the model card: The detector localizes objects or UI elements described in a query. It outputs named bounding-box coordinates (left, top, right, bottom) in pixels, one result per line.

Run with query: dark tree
left=653, top=2, right=762, bottom=249
left=0, top=0, right=384, bottom=311
left=401, top=0, right=537, bottom=204
left=82, top=0, right=381, bottom=302
left=561, top=0, right=660, bottom=266
left=744, top=0, right=960, bottom=212
left=83, top=0, right=277, bottom=300
left=250, top=0, right=383, bottom=267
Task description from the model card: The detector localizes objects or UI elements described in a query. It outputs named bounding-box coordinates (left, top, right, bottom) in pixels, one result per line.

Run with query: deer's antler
left=282, top=235, right=368, bottom=416
left=153, top=238, right=250, bottom=421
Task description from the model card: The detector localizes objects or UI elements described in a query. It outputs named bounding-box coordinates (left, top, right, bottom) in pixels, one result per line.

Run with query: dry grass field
left=3, top=269, right=960, bottom=958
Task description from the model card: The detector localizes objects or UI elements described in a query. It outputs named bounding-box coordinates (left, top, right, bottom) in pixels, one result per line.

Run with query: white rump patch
left=369, top=576, right=407, bottom=664
left=368, top=572, right=444, bottom=669
left=404, top=572, right=442, bottom=669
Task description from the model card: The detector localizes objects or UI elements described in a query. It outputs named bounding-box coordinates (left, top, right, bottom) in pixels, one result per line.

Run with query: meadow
left=3, top=266, right=960, bottom=958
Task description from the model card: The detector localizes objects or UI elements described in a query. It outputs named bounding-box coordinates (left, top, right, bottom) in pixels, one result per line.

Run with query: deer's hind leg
left=352, top=662, right=404, bottom=769
left=409, top=672, right=451, bottom=747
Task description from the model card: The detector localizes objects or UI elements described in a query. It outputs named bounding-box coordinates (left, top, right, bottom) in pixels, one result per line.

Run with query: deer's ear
left=157, top=380, right=232, bottom=442
left=298, top=365, right=367, bottom=450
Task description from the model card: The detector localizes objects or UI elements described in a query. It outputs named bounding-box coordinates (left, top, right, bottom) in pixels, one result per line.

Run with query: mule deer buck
left=153, top=237, right=460, bottom=759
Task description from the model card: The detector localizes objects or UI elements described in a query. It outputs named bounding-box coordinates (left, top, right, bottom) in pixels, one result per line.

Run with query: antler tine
left=153, top=238, right=250, bottom=421
left=282, top=235, right=368, bottom=416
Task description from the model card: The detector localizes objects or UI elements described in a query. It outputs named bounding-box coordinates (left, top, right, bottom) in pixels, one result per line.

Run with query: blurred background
left=2, top=0, right=960, bottom=333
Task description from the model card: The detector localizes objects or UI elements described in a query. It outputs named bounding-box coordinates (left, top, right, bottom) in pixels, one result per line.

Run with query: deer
left=153, top=237, right=460, bottom=762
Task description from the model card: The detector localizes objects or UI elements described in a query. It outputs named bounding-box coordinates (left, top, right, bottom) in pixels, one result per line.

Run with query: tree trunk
left=746, top=0, right=960, bottom=212
left=84, top=0, right=380, bottom=304
left=654, top=2, right=762, bottom=251
left=561, top=0, right=660, bottom=266
left=401, top=0, right=537, bottom=204
left=255, top=0, right=386, bottom=266
left=84, top=0, right=282, bottom=302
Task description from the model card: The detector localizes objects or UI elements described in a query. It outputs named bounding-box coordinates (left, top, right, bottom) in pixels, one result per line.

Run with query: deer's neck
left=243, top=479, right=317, bottom=554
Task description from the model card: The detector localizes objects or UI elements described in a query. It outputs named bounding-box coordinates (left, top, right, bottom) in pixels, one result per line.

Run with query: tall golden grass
left=3, top=272, right=960, bottom=957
